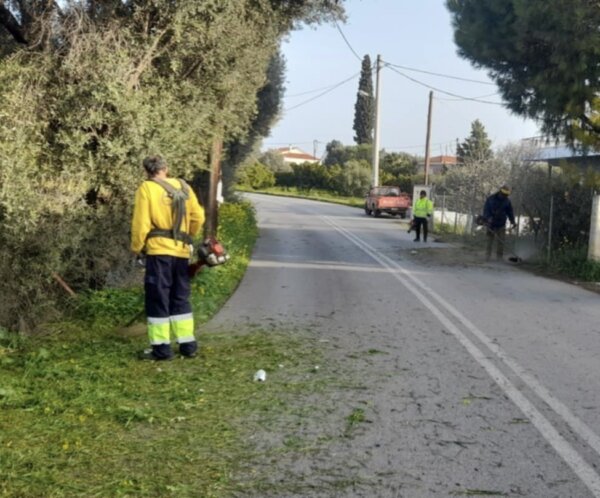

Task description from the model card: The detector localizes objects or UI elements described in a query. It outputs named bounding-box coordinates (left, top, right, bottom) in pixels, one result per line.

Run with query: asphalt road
left=208, top=193, right=600, bottom=497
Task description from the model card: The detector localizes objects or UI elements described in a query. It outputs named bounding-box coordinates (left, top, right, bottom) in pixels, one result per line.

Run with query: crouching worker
left=131, top=156, right=205, bottom=360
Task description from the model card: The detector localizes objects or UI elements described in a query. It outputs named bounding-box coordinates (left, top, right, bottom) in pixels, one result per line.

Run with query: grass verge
left=0, top=329, right=326, bottom=497
left=236, top=185, right=364, bottom=209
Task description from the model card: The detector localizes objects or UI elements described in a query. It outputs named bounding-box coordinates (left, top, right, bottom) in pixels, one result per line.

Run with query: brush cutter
left=188, top=236, right=230, bottom=278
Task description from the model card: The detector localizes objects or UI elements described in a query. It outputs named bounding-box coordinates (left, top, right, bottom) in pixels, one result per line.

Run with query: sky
left=265, top=0, right=541, bottom=160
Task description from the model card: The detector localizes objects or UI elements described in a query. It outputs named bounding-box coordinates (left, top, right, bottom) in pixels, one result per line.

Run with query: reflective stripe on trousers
left=147, top=313, right=195, bottom=345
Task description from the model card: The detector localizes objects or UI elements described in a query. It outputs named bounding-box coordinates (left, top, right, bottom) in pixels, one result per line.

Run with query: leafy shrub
left=548, top=246, right=600, bottom=282
left=274, top=171, right=295, bottom=188
left=74, top=288, right=144, bottom=326
left=291, top=162, right=329, bottom=192
left=0, top=1, right=344, bottom=332
left=328, top=159, right=371, bottom=197
left=236, top=163, right=276, bottom=190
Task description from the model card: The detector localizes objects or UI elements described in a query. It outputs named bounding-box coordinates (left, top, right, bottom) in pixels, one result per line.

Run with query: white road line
left=322, top=215, right=600, bottom=497
left=250, top=260, right=394, bottom=272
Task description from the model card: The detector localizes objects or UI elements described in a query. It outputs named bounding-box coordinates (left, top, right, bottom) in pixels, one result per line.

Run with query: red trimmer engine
left=188, top=237, right=230, bottom=278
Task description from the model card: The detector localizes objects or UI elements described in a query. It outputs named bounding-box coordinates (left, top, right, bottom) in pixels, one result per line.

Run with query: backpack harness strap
left=146, top=178, right=193, bottom=245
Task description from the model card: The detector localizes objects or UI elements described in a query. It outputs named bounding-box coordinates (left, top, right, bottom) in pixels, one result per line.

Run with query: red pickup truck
left=364, top=186, right=411, bottom=218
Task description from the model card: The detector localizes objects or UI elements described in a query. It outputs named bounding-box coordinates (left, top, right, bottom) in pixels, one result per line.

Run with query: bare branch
left=581, top=113, right=600, bottom=134
left=181, top=58, right=202, bottom=80
left=126, top=28, right=169, bottom=90
left=0, top=0, right=27, bottom=44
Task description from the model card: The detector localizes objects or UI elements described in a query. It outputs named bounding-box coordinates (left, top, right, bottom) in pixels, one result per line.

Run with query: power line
left=436, top=92, right=500, bottom=102
left=284, top=71, right=361, bottom=112
left=286, top=61, right=374, bottom=98
left=382, top=60, right=496, bottom=86
left=334, top=20, right=363, bottom=62
left=382, top=141, right=448, bottom=151
left=384, top=64, right=505, bottom=105
left=263, top=141, right=315, bottom=146
left=287, top=82, right=351, bottom=98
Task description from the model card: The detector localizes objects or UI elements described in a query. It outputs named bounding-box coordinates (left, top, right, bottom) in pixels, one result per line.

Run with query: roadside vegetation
left=237, top=184, right=364, bottom=209
left=543, top=247, right=600, bottom=283
left=237, top=141, right=421, bottom=199
left=0, top=0, right=345, bottom=332
left=0, top=201, right=336, bottom=497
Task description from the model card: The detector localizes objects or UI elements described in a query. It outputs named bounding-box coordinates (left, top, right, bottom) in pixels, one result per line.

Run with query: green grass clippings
left=0, top=330, right=322, bottom=498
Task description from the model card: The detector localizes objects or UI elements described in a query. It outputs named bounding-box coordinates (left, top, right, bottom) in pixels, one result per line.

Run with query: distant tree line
left=237, top=140, right=421, bottom=197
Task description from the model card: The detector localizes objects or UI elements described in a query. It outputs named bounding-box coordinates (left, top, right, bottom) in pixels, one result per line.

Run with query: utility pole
left=372, top=54, right=382, bottom=187
left=424, top=90, right=433, bottom=185
left=313, top=139, right=318, bottom=159
left=547, top=163, right=553, bottom=262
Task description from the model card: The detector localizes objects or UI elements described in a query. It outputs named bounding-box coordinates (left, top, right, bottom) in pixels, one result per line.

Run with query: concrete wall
left=588, top=195, right=600, bottom=262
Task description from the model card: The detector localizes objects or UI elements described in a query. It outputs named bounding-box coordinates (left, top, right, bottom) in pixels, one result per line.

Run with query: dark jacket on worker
left=483, top=193, right=515, bottom=229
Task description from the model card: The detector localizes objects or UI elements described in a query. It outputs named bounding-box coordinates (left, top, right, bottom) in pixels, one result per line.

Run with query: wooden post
left=371, top=54, right=382, bottom=187
left=547, top=163, right=553, bottom=262
left=424, top=90, right=433, bottom=185
left=441, top=194, right=446, bottom=225
left=588, top=194, right=600, bottom=262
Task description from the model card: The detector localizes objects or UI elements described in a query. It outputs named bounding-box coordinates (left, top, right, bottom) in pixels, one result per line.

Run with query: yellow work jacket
left=413, top=197, right=433, bottom=218
left=130, top=178, right=205, bottom=258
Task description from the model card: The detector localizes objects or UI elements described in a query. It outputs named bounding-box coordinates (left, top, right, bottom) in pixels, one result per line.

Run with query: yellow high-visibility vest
left=130, top=179, right=205, bottom=258
left=413, top=197, right=433, bottom=218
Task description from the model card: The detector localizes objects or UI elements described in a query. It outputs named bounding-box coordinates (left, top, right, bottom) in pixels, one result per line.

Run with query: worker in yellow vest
left=131, top=156, right=205, bottom=360
left=412, top=190, right=434, bottom=242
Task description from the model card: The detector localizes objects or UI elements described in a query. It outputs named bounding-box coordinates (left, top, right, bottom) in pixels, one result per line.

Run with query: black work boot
left=138, top=344, right=174, bottom=361
left=179, top=341, right=198, bottom=359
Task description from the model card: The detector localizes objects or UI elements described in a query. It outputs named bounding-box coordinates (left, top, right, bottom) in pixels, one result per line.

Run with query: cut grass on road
left=0, top=329, right=326, bottom=497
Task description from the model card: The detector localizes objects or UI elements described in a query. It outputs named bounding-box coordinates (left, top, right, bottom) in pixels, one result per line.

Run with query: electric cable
left=383, top=141, right=451, bottom=151
left=382, top=59, right=496, bottom=86
left=334, top=19, right=363, bottom=62
left=287, top=82, right=352, bottom=98
left=284, top=71, right=361, bottom=112
left=263, top=141, right=316, bottom=146
left=436, top=92, right=500, bottom=102
left=384, top=64, right=505, bottom=105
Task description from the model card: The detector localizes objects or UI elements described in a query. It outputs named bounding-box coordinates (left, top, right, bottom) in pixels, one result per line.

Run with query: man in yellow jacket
left=412, top=190, right=434, bottom=242
left=131, top=156, right=205, bottom=360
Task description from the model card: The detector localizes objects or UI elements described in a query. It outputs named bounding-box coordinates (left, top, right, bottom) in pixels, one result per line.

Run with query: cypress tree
left=457, top=119, right=493, bottom=163
left=353, top=55, right=374, bottom=145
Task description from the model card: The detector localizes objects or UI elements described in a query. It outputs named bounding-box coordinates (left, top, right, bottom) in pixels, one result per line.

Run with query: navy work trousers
left=145, top=255, right=197, bottom=359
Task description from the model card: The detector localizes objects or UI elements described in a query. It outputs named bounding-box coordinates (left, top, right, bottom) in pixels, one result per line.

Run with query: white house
left=275, top=146, right=320, bottom=166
